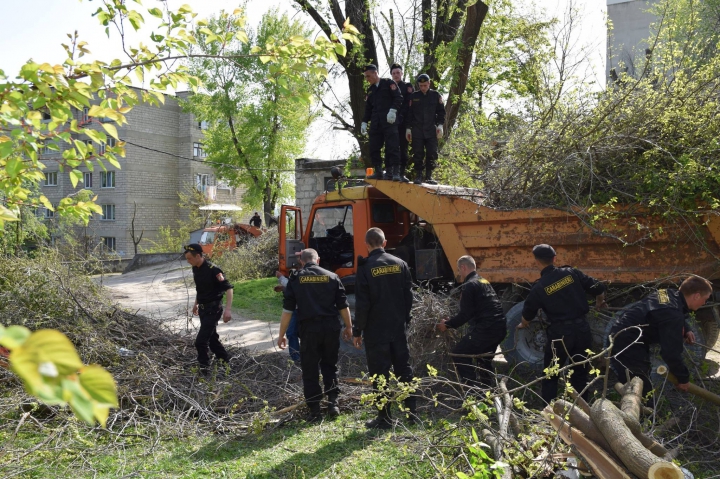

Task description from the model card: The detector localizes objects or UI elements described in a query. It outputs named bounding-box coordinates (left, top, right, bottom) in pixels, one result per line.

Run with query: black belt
left=198, top=300, right=221, bottom=309
left=552, top=316, right=586, bottom=326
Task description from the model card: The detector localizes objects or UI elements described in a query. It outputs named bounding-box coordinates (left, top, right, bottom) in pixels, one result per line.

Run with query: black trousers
left=411, top=134, right=438, bottom=171
left=365, top=333, right=415, bottom=415
left=452, top=326, right=507, bottom=388
left=542, top=321, right=592, bottom=403
left=610, top=331, right=653, bottom=398
left=398, top=125, right=410, bottom=171
left=369, top=123, right=400, bottom=170
left=299, top=320, right=341, bottom=409
left=195, top=305, right=229, bottom=367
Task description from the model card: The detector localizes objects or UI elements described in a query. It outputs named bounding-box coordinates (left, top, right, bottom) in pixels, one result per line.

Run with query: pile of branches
left=212, top=227, right=279, bottom=282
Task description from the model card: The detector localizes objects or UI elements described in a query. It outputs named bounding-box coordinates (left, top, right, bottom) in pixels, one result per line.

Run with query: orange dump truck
left=198, top=223, right=262, bottom=257
left=278, top=179, right=720, bottom=368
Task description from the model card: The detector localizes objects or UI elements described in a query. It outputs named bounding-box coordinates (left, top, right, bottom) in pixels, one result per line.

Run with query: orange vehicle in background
left=199, top=223, right=262, bottom=256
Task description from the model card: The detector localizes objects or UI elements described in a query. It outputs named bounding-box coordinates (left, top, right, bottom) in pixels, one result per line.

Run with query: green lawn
left=232, top=277, right=284, bottom=322
left=2, top=415, right=436, bottom=478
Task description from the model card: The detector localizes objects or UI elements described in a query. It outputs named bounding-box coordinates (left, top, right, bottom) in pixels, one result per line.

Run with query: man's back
left=285, top=263, right=347, bottom=322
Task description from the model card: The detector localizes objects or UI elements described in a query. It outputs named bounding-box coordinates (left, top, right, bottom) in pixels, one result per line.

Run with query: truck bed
left=367, top=180, right=720, bottom=284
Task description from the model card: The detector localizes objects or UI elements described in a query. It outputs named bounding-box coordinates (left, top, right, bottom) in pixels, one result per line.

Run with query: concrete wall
left=123, top=253, right=182, bottom=273
left=607, top=0, right=660, bottom=78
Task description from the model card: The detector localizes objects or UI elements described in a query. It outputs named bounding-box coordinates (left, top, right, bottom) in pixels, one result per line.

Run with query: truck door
left=279, top=205, right=304, bottom=274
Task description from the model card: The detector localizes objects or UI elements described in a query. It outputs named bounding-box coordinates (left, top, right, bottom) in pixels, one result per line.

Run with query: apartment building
left=607, top=0, right=660, bottom=78
left=39, top=89, right=247, bottom=258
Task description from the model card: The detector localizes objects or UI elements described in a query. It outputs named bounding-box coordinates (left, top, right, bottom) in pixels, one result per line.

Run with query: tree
left=0, top=0, right=357, bottom=229
left=184, top=11, right=321, bottom=224
left=292, top=0, right=489, bottom=166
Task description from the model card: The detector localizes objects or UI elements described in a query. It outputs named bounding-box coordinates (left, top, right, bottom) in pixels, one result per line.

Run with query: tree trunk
left=589, top=399, right=683, bottom=479
left=553, top=400, right=618, bottom=462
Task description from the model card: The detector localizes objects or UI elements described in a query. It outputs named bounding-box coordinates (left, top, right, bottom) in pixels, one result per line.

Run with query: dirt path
left=98, top=260, right=281, bottom=354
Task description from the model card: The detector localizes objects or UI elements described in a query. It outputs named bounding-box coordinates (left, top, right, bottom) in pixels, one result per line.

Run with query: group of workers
left=183, top=228, right=714, bottom=427
left=361, top=64, right=446, bottom=185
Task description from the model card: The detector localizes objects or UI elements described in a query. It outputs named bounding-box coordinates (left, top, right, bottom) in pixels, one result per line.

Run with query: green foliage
left=212, top=228, right=279, bottom=283
left=456, top=428, right=507, bottom=479
left=0, top=325, right=118, bottom=427
left=183, top=10, right=327, bottom=216
left=0, top=1, right=356, bottom=229
left=230, top=278, right=283, bottom=322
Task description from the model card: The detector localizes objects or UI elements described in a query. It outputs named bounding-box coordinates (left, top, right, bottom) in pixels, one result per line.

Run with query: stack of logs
left=542, top=377, right=684, bottom=479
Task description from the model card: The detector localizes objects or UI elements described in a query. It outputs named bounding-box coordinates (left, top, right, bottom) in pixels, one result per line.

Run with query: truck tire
left=695, top=305, right=719, bottom=350
left=503, top=302, right=545, bottom=372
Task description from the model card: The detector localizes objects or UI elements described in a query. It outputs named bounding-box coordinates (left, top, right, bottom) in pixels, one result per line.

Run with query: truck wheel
left=695, top=305, right=719, bottom=349
left=502, top=302, right=545, bottom=372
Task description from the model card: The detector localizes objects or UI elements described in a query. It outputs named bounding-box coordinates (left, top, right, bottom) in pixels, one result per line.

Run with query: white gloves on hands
left=436, top=124, right=444, bottom=138
left=360, top=122, right=368, bottom=135
left=387, top=109, right=397, bottom=124
left=405, top=129, right=412, bottom=141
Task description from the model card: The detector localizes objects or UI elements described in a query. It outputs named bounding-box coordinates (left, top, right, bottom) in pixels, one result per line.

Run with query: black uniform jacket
left=362, top=78, right=403, bottom=131
left=397, top=80, right=414, bottom=127
left=522, top=265, right=606, bottom=324
left=283, top=262, right=349, bottom=322
left=192, top=260, right=233, bottom=304
left=353, top=248, right=413, bottom=345
left=611, top=289, right=692, bottom=383
left=446, top=271, right=506, bottom=333
left=408, top=89, right=446, bottom=138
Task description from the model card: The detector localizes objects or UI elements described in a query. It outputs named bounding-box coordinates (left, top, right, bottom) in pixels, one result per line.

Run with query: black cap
left=532, top=244, right=556, bottom=259
left=364, top=64, right=378, bottom=72
left=417, top=73, right=430, bottom=83
left=183, top=244, right=203, bottom=254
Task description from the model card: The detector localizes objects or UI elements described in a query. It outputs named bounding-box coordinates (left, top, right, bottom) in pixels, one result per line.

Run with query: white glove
left=360, top=122, right=368, bottom=135
left=436, top=124, right=444, bottom=138
left=387, top=109, right=397, bottom=124
left=405, top=129, right=412, bottom=142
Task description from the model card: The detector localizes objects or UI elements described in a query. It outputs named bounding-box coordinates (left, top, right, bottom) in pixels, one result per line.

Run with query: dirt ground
left=98, top=260, right=281, bottom=354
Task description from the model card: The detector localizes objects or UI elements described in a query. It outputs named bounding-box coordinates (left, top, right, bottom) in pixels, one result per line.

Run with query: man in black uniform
left=609, top=276, right=712, bottom=399
left=361, top=64, right=403, bottom=181
left=406, top=73, right=446, bottom=185
left=278, top=248, right=353, bottom=421
left=437, top=255, right=507, bottom=389
left=518, top=244, right=607, bottom=403
left=250, top=212, right=262, bottom=228
left=391, top=63, right=413, bottom=183
left=184, top=244, right=233, bottom=370
left=353, top=227, right=415, bottom=429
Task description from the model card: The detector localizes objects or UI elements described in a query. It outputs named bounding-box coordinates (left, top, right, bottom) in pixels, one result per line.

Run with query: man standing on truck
left=609, top=276, right=712, bottom=400
left=353, top=227, right=416, bottom=429
left=437, top=255, right=507, bottom=390
left=406, top=73, right=446, bottom=185
left=391, top=63, right=413, bottom=183
left=184, top=244, right=233, bottom=372
left=517, top=244, right=607, bottom=403
left=361, top=64, right=403, bottom=181
left=277, top=249, right=353, bottom=421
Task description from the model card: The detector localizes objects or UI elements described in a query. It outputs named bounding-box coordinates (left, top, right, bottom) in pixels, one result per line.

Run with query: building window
left=81, top=107, right=90, bottom=124
left=44, top=172, right=58, bottom=186
left=193, top=142, right=207, bottom=158
left=216, top=178, right=231, bottom=190
left=84, top=172, right=93, bottom=188
left=101, top=171, right=115, bottom=188
left=98, top=137, right=115, bottom=155
left=43, top=207, right=55, bottom=219
left=196, top=174, right=208, bottom=193
left=107, top=137, right=116, bottom=148
left=101, top=237, right=116, bottom=251
left=198, top=120, right=209, bottom=130
left=101, top=204, right=115, bottom=221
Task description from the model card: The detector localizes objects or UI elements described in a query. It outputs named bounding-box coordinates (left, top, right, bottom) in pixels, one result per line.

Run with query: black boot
left=367, top=165, right=384, bottom=180
left=327, top=394, right=340, bottom=418
left=413, top=170, right=424, bottom=185
left=404, top=396, right=419, bottom=424
left=392, top=165, right=401, bottom=182
left=425, top=168, right=438, bottom=185
left=306, top=403, right=322, bottom=423
left=383, top=167, right=393, bottom=180
left=399, top=167, right=410, bottom=183
left=365, top=407, right=393, bottom=430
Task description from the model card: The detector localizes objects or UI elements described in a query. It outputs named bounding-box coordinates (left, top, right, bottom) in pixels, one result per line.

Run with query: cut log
left=589, top=399, right=683, bottom=479
left=553, top=400, right=618, bottom=461
left=542, top=406, right=632, bottom=479
left=614, top=377, right=645, bottom=421
left=655, top=365, right=720, bottom=406
left=568, top=389, right=592, bottom=415
left=648, top=462, right=686, bottom=479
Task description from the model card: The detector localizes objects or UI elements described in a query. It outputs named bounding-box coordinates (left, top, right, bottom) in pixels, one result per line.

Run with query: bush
left=212, top=228, right=279, bottom=282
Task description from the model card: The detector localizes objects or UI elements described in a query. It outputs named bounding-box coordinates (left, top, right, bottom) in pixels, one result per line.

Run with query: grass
left=1, top=415, right=437, bottom=479
left=232, top=277, right=284, bottom=322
